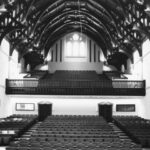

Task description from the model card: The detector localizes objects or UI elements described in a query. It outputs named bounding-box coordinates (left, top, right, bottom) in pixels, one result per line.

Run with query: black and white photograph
left=0, top=0, right=150, bottom=150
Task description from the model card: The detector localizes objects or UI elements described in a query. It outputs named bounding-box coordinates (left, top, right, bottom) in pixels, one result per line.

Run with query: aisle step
left=109, top=122, right=133, bottom=142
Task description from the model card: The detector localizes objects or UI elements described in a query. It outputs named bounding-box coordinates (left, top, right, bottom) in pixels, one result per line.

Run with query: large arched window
left=65, top=33, right=87, bottom=58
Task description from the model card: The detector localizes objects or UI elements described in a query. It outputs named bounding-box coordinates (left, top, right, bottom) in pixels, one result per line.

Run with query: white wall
left=0, top=39, right=20, bottom=118
left=132, top=51, right=143, bottom=80
left=9, top=49, right=20, bottom=78
left=48, top=62, right=103, bottom=74
left=130, top=39, right=150, bottom=119
left=0, top=39, right=10, bottom=118
left=142, top=39, right=150, bottom=119
left=126, top=58, right=133, bottom=74
left=9, top=95, right=143, bottom=116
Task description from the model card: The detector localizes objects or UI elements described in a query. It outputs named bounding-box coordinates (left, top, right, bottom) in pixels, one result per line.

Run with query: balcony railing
left=6, top=79, right=146, bottom=96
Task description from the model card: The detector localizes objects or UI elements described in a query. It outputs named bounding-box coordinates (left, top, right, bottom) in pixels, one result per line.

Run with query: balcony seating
left=50, top=70, right=100, bottom=81
left=7, top=115, right=142, bottom=150
left=0, top=114, right=37, bottom=146
left=39, top=70, right=112, bottom=88
left=113, top=116, right=150, bottom=148
left=6, top=70, right=145, bottom=95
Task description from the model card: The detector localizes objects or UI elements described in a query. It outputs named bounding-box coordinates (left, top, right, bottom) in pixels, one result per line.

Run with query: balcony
left=6, top=79, right=146, bottom=96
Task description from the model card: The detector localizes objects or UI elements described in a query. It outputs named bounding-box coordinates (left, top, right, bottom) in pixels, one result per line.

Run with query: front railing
left=6, top=79, right=146, bottom=96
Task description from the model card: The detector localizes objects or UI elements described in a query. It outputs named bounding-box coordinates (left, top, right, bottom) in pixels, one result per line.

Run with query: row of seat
left=50, top=70, right=100, bottom=81
left=7, top=115, right=142, bottom=150
left=0, top=114, right=37, bottom=146
left=113, top=115, right=150, bottom=147
left=39, top=81, right=112, bottom=88
left=38, top=71, right=113, bottom=89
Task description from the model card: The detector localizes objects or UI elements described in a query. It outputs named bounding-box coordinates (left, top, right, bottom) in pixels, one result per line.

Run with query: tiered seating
left=113, top=116, right=150, bottom=147
left=51, top=70, right=100, bottom=81
left=7, top=115, right=141, bottom=150
left=0, top=115, right=37, bottom=146
left=6, top=69, right=145, bottom=95
left=42, top=73, right=53, bottom=80
left=39, top=70, right=112, bottom=89
left=98, top=74, right=112, bottom=88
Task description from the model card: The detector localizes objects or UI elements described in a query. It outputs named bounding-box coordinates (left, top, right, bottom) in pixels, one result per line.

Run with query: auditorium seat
left=0, top=115, right=37, bottom=146
left=6, top=115, right=142, bottom=150
left=113, top=115, right=150, bottom=148
left=55, top=70, right=99, bottom=80
left=6, top=148, right=17, bottom=150
left=0, top=136, right=2, bottom=145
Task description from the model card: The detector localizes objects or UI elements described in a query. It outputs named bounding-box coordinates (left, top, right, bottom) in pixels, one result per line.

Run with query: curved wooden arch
left=43, top=22, right=110, bottom=58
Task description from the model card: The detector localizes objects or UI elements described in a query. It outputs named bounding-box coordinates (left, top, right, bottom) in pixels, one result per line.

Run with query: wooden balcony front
left=6, top=79, right=145, bottom=96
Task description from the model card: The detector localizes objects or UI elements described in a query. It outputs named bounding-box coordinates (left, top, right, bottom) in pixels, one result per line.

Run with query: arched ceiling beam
left=44, top=22, right=107, bottom=48
left=27, top=0, right=65, bottom=34
left=10, top=37, right=32, bottom=56
left=36, top=10, right=117, bottom=43
left=31, top=0, right=125, bottom=19
left=95, top=0, right=126, bottom=17
left=1, top=0, right=147, bottom=63
left=43, top=22, right=109, bottom=57
left=133, top=25, right=150, bottom=40
left=119, top=48, right=134, bottom=62
left=22, top=0, right=36, bottom=22
left=18, top=47, right=33, bottom=61
left=41, top=18, right=112, bottom=51
left=0, top=0, right=18, bottom=14
left=86, top=0, right=120, bottom=24
left=40, top=10, right=114, bottom=39
left=120, top=44, right=134, bottom=56
left=34, top=11, right=114, bottom=47
left=123, top=39, right=142, bottom=56
left=29, top=4, right=118, bottom=49
left=0, top=26, right=23, bottom=45
left=27, top=0, right=119, bottom=35
left=44, top=27, right=108, bottom=58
